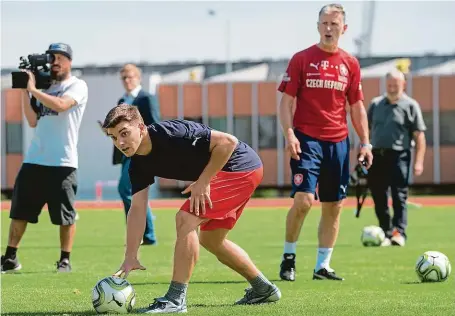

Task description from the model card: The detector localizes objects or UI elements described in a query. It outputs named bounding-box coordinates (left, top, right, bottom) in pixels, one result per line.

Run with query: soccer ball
left=415, top=251, right=452, bottom=282
left=361, top=225, right=385, bottom=247
left=92, top=276, right=136, bottom=314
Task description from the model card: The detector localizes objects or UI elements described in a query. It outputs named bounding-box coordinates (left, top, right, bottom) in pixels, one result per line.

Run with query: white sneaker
left=391, top=230, right=405, bottom=246
left=139, top=297, right=187, bottom=314
left=381, top=238, right=391, bottom=247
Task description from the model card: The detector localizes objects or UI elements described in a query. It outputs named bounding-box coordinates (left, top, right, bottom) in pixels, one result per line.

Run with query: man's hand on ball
left=113, top=257, right=145, bottom=278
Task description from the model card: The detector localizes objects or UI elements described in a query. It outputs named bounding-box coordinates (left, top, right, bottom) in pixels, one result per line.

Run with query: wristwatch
left=360, top=143, right=373, bottom=150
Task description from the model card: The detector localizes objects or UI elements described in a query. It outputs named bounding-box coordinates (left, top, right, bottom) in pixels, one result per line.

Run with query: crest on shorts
left=293, top=173, right=303, bottom=186
left=339, top=64, right=348, bottom=76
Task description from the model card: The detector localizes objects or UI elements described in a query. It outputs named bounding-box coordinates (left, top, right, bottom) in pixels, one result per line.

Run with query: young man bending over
left=104, top=104, right=281, bottom=314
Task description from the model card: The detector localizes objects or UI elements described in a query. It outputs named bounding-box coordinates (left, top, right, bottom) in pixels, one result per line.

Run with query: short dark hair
left=319, top=3, right=346, bottom=23
left=102, top=103, right=144, bottom=129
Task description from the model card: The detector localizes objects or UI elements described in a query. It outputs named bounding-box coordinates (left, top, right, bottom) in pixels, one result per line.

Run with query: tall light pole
left=354, top=1, right=376, bottom=57
left=208, top=9, right=232, bottom=73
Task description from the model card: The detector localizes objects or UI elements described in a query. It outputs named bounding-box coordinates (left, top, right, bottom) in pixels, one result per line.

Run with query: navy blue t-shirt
left=129, top=119, right=262, bottom=195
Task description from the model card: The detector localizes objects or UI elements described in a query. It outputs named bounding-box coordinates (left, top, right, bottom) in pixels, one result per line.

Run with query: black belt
left=372, top=148, right=403, bottom=156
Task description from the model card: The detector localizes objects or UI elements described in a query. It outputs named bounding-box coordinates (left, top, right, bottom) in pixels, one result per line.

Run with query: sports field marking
left=1, top=196, right=453, bottom=211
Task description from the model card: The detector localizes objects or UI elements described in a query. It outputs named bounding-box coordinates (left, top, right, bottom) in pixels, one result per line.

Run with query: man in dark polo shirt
left=367, top=69, right=426, bottom=247
left=103, top=104, right=281, bottom=313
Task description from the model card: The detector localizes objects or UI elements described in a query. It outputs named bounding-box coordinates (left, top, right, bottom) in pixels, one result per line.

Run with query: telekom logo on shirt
left=320, top=60, right=330, bottom=70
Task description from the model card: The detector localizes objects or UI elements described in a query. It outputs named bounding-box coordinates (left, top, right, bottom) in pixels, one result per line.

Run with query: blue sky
left=2, top=1, right=455, bottom=68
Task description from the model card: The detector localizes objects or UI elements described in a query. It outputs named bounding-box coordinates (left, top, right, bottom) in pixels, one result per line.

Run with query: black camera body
left=11, top=53, right=54, bottom=90
left=350, top=158, right=369, bottom=218
left=349, top=159, right=368, bottom=187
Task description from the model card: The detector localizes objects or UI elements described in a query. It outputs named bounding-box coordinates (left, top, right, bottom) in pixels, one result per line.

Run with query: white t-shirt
left=23, top=75, right=88, bottom=168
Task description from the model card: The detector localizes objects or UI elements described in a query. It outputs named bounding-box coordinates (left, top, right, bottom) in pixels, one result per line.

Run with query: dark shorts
left=290, top=130, right=350, bottom=202
left=10, top=163, right=78, bottom=225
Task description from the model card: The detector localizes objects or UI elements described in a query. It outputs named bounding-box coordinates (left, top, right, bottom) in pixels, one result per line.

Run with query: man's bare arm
left=279, top=93, right=295, bottom=140
left=125, top=187, right=149, bottom=258
left=279, top=93, right=300, bottom=160
left=21, top=91, right=38, bottom=128
left=29, top=88, right=76, bottom=113
left=197, top=130, right=238, bottom=186
left=350, top=101, right=370, bottom=144
left=413, top=131, right=426, bottom=176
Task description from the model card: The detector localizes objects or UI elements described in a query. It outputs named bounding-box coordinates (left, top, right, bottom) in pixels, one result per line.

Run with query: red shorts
left=180, top=167, right=263, bottom=231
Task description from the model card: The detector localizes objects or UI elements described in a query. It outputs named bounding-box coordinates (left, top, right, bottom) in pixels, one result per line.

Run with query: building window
left=440, top=110, right=455, bottom=145
left=259, top=116, right=277, bottom=149
left=208, top=117, right=227, bottom=133
left=183, top=116, right=203, bottom=124
left=5, top=123, right=22, bottom=154
left=234, top=116, right=252, bottom=147
left=421, top=111, right=433, bottom=146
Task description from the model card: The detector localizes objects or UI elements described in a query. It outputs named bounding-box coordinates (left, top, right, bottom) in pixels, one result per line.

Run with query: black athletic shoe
left=141, top=239, right=157, bottom=246
left=279, top=253, right=296, bottom=281
left=235, top=284, right=282, bottom=305
left=313, top=268, right=344, bottom=281
left=56, top=258, right=72, bottom=272
left=1, top=255, right=22, bottom=273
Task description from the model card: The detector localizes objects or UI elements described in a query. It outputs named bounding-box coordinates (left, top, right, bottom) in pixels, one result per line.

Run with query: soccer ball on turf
left=415, top=251, right=452, bottom=282
left=92, top=276, right=136, bottom=314
left=361, top=225, right=385, bottom=247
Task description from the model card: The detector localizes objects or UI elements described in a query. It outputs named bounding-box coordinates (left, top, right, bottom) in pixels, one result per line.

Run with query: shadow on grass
left=18, top=245, right=122, bottom=250
left=132, top=280, right=246, bottom=286
left=132, top=279, right=282, bottom=286
left=401, top=281, right=423, bottom=285
left=1, top=271, right=58, bottom=275
left=189, top=303, right=237, bottom=308
left=2, top=303, right=240, bottom=315
left=2, top=312, right=98, bottom=316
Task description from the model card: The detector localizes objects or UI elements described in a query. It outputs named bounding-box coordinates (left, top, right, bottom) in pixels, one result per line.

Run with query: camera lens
left=47, top=53, right=55, bottom=64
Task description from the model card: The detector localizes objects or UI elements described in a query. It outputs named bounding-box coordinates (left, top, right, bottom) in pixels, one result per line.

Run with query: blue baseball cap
left=46, top=43, right=73, bottom=60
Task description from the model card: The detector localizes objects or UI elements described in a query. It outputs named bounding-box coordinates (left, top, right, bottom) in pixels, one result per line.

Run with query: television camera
left=11, top=53, right=54, bottom=90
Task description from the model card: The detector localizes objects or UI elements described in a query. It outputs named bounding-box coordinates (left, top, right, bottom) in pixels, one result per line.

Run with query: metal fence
left=1, top=74, right=454, bottom=199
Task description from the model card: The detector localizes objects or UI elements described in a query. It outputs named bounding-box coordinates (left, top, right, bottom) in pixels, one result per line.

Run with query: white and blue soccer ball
left=361, top=225, right=385, bottom=247
left=415, top=251, right=452, bottom=282
left=92, top=276, right=136, bottom=314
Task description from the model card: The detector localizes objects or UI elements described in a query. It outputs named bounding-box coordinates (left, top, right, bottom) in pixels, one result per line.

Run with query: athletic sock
left=249, top=273, right=273, bottom=294
left=60, top=251, right=70, bottom=262
left=5, top=246, right=17, bottom=260
left=283, top=242, right=296, bottom=260
left=164, top=281, right=188, bottom=305
left=315, top=248, right=334, bottom=272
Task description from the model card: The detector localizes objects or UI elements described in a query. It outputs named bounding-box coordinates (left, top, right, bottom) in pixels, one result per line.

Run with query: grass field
left=1, top=205, right=454, bottom=315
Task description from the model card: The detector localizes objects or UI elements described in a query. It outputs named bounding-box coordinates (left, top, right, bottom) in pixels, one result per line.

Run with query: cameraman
left=1, top=43, right=88, bottom=273
left=367, top=69, right=426, bottom=247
